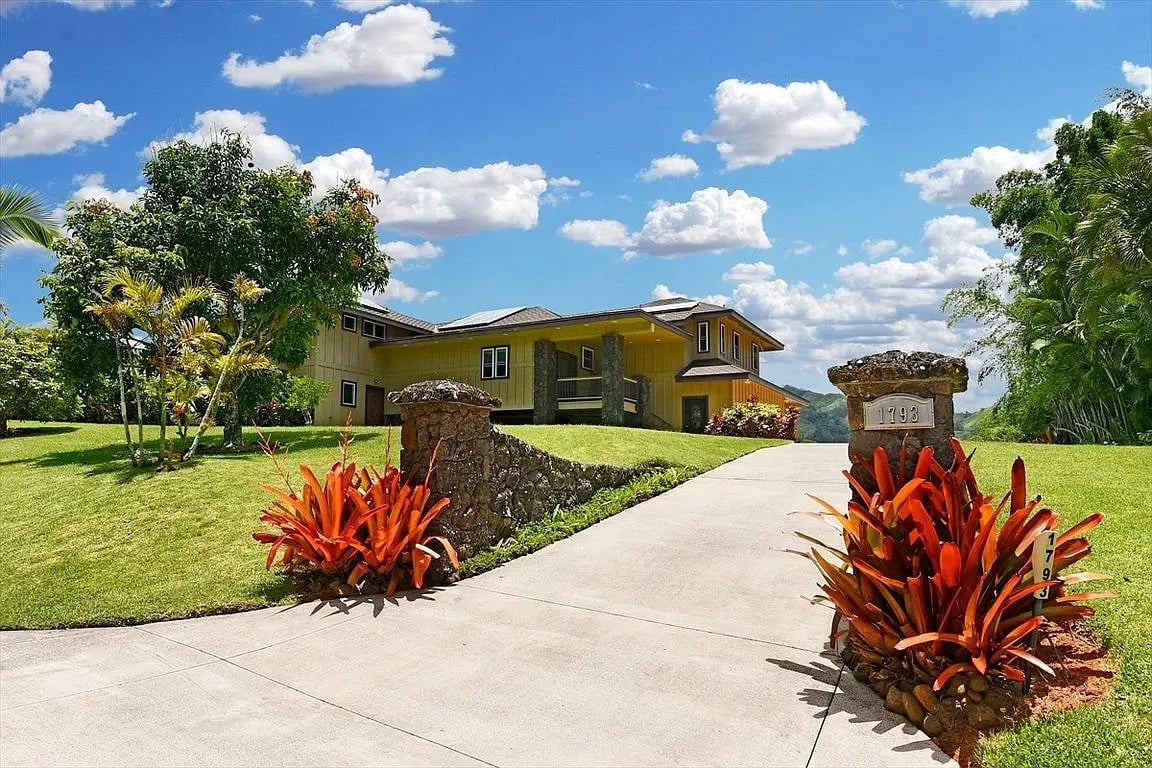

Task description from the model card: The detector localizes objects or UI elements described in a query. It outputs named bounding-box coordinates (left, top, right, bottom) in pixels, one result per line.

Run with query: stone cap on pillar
left=388, top=379, right=503, bottom=409
left=828, top=350, right=968, bottom=397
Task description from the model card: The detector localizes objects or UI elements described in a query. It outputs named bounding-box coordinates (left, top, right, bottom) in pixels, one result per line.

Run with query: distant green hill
left=785, top=385, right=986, bottom=443
left=786, top=385, right=849, bottom=443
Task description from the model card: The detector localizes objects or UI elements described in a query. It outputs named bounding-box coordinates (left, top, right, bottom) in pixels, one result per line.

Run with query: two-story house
left=299, top=296, right=806, bottom=432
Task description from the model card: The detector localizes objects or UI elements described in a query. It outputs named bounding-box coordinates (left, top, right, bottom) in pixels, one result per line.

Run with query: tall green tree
left=44, top=134, right=390, bottom=447
left=945, top=93, right=1152, bottom=443
left=0, top=186, right=60, bottom=252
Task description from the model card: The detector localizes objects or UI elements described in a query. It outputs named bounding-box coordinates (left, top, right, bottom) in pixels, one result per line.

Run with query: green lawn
left=967, top=443, right=1152, bottom=768
left=0, top=421, right=779, bottom=629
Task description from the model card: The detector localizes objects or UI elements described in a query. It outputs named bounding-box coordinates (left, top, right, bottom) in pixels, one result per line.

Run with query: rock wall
left=391, top=379, right=646, bottom=559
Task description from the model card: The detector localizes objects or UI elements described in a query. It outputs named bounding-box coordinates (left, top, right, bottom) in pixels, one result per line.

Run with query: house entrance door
left=682, top=396, right=709, bottom=433
left=365, top=386, right=387, bottom=426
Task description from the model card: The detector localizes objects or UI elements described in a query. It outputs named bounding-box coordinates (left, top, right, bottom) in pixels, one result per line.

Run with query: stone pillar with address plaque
left=828, top=350, right=968, bottom=498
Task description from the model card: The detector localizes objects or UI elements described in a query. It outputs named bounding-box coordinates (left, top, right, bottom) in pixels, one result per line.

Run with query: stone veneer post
left=635, top=374, right=653, bottom=428
left=601, top=332, right=625, bottom=426
left=533, top=339, right=557, bottom=424
left=827, top=350, right=968, bottom=498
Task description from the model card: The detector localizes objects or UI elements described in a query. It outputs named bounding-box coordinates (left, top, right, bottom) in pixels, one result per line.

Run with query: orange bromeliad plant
left=346, top=456, right=459, bottom=595
left=802, top=438, right=1114, bottom=691
left=253, top=429, right=458, bottom=595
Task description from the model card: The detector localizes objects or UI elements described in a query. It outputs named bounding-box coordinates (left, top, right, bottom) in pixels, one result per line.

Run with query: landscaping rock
left=945, top=676, right=968, bottom=698
left=885, top=686, right=906, bottom=715
left=966, top=703, right=999, bottom=729
left=921, top=714, right=944, bottom=737
left=901, top=691, right=925, bottom=726
left=969, top=674, right=989, bottom=693
left=913, top=684, right=940, bottom=714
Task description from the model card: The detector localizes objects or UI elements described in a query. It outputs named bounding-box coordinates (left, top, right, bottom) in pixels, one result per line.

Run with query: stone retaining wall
left=391, top=379, right=647, bottom=559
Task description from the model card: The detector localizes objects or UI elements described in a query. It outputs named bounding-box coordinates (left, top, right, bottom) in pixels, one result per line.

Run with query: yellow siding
left=303, top=324, right=388, bottom=426
left=669, top=379, right=734, bottom=429
left=731, top=379, right=790, bottom=409
left=624, top=339, right=687, bottom=428
left=376, top=334, right=536, bottom=414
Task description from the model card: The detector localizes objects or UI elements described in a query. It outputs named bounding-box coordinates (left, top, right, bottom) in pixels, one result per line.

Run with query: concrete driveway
left=0, top=443, right=954, bottom=768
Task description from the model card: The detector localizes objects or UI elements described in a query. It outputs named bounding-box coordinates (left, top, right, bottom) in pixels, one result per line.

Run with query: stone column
left=828, top=351, right=968, bottom=498
left=391, top=380, right=505, bottom=559
left=533, top=339, right=557, bottom=424
left=635, top=374, right=654, bottom=429
left=600, top=332, right=625, bottom=426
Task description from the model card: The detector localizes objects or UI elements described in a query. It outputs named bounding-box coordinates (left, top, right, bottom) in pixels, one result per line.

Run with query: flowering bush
left=705, top=397, right=799, bottom=439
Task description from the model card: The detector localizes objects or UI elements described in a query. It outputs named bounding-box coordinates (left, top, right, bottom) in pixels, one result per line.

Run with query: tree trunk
left=222, top=394, right=243, bottom=449
left=129, top=353, right=146, bottom=464
left=113, top=338, right=137, bottom=465
left=157, top=370, right=169, bottom=470
left=0, top=415, right=8, bottom=436
left=183, top=346, right=237, bottom=461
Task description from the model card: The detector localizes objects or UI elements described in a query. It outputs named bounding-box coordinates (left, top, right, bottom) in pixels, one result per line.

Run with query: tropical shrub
left=705, top=398, right=799, bottom=439
left=0, top=314, right=80, bottom=434
left=802, top=439, right=1113, bottom=692
left=253, top=431, right=458, bottom=595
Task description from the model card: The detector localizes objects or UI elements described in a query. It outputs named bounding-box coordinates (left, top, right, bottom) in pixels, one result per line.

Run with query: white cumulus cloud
left=145, top=109, right=300, bottom=169
left=0, top=50, right=51, bottom=107
left=1069, top=0, right=1104, bottom=9
left=861, top=238, right=899, bottom=258
left=903, top=144, right=1053, bottom=206
left=685, top=79, right=865, bottom=169
left=373, top=161, right=548, bottom=238
left=0, top=0, right=134, bottom=13
left=947, top=0, right=1029, bottom=17
left=638, top=154, right=699, bottom=181
left=559, top=219, right=633, bottom=248
left=836, top=244, right=848, bottom=257
left=380, top=239, right=442, bottom=264
left=0, top=100, right=133, bottom=157
left=632, top=188, right=770, bottom=256
left=362, top=280, right=438, bottom=305
left=68, top=172, right=145, bottom=209
left=1123, top=61, right=1152, bottom=95
left=223, top=4, right=454, bottom=92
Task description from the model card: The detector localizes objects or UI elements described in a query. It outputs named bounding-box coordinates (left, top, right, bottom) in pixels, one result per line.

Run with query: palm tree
left=0, top=186, right=61, bottom=252
left=92, top=265, right=223, bottom=469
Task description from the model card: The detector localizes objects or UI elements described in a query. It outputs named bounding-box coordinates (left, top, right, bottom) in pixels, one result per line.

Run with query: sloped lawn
left=0, top=422, right=779, bottom=629
left=968, top=443, right=1152, bottom=768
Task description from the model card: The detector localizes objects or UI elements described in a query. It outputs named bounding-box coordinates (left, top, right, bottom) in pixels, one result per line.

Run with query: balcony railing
left=557, top=376, right=639, bottom=403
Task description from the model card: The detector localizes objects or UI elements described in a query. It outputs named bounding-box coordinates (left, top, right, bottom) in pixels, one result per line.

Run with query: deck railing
left=557, top=376, right=639, bottom=403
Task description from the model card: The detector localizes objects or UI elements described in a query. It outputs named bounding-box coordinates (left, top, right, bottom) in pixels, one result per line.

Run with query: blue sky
left=1, top=0, right=1149, bottom=404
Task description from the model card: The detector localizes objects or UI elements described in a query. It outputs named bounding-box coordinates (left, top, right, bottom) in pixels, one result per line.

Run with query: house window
left=362, top=319, right=385, bottom=339
left=340, top=380, right=357, bottom=407
left=752, top=343, right=761, bottom=365
left=481, top=346, right=510, bottom=379
left=581, top=345, right=595, bottom=371
left=697, top=321, right=710, bottom=353
left=341, top=313, right=358, bottom=332
left=733, top=331, right=741, bottom=361
left=719, top=323, right=727, bottom=356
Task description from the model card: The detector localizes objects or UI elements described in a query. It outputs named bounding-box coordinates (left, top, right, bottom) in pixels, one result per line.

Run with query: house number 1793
left=863, top=394, right=935, bottom=431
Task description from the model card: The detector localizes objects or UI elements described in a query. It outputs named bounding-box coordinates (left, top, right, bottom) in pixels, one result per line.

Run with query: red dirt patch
left=932, top=623, right=1114, bottom=767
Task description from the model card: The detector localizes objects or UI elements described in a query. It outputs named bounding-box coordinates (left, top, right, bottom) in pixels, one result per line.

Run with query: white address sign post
left=1023, top=530, right=1057, bottom=694
left=863, top=393, right=935, bottom=431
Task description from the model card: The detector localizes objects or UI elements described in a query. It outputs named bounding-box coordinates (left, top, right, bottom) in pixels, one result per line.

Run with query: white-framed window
left=481, top=345, right=510, bottom=379
left=733, top=331, right=741, bottom=361
left=341, top=313, right=358, bottom=332
left=340, top=380, right=357, bottom=407
left=719, top=322, right=727, bottom=356
left=697, top=321, right=710, bottom=353
left=751, top=343, right=761, bottom=365
left=581, top=345, right=595, bottom=371
left=362, top=319, right=386, bottom=339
